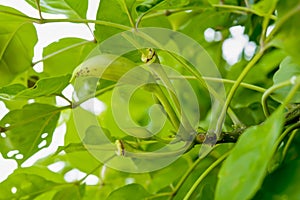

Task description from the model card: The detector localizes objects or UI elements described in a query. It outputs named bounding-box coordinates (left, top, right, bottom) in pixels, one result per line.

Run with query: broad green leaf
left=0, top=173, right=58, bottom=200
left=272, top=57, right=300, bottom=103
left=25, top=0, right=89, bottom=18
left=271, top=1, right=300, bottom=65
left=106, top=183, right=150, bottom=200
left=252, top=0, right=278, bottom=16
left=136, top=0, right=211, bottom=13
left=0, top=84, right=26, bottom=100
left=215, top=108, right=285, bottom=200
left=43, top=38, right=96, bottom=76
left=64, top=110, right=102, bottom=174
left=148, top=157, right=188, bottom=193
left=0, top=103, right=61, bottom=164
left=0, top=6, right=37, bottom=86
left=12, top=166, right=65, bottom=183
left=94, top=0, right=134, bottom=42
left=101, top=166, right=151, bottom=193
left=53, top=185, right=84, bottom=200
left=253, top=159, right=300, bottom=199
left=15, top=74, right=71, bottom=99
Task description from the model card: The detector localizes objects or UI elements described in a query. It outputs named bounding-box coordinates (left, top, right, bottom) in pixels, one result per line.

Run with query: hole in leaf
left=41, top=133, right=48, bottom=139
left=80, top=98, right=106, bottom=115
left=84, top=174, right=99, bottom=185
left=38, top=140, right=47, bottom=149
left=15, top=154, right=24, bottom=160
left=11, top=187, right=17, bottom=194
left=4, top=123, right=10, bottom=128
left=1, top=132, right=6, bottom=138
left=48, top=161, right=65, bottom=172
left=7, top=150, right=19, bottom=158
left=125, top=178, right=135, bottom=185
left=33, top=62, right=43, bottom=73
left=27, top=99, right=35, bottom=104
left=64, top=169, right=86, bottom=182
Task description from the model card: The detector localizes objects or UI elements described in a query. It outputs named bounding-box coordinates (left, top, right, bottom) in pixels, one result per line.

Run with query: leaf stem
left=170, top=154, right=209, bottom=199
left=183, top=150, right=231, bottom=200
left=168, top=75, right=266, bottom=93
left=147, top=192, right=173, bottom=200
left=72, top=84, right=116, bottom=108
left=35, top=0, right=43, bottom=20
left=282, top=129, right=298, bottom=161
left=274, top=122, right=300, bottom=153
left=33, top=40, right=95, bottom=65
left=41, top=18, right=131, bottom=30
left=215, top=48, right=265, bottom=135
left=261, top=79, right=291, bottom=117
left=120, top=0, right=135, bottom=28
left=78, top=154, right=116, bottom=184
left=212, top=4, right=277, bottom=20
left=0, top=10, right=131, bottom=31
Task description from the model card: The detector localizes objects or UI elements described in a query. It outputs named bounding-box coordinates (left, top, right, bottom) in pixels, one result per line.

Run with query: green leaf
left=0, top=6, right=37, bottom=86
left=272, top=57, right=300, bottom=103
left=43, top=38, right=96, bottom=76
left=25, top=0, right=89, bottom=18
left=106, top=183, right=150, bottom=200
left=252, top=0, right=278, bottom=15
left=0, top=173, right=58, bottom=200
left=15, top=74, right=71, bottom=99
left=52, top=185, right=84, bottom=200
left=148, top=157, right=188, bottom=193
left=64, top=110, right=102, bottom=174
left=94, top=0, right=134, bottom=42
left=253, top=159, right=300, bottom=199
left=0, top=84, right=26, bottom=100
left=271, top=1, right=300, bottom=65
left=215, top=108, right=285, bottom=200
left=0, top=103, right=61, bottom=164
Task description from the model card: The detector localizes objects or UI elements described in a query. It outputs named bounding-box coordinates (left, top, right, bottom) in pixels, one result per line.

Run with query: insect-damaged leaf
left=0, top=103, right=61, bottom=164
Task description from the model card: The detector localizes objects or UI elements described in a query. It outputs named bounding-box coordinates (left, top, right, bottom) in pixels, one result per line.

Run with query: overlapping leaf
left=0, top=166, right=63, bottom=200
left=272, top=57, right=300, bottom=103
left=0, top=6, right=37, bottom=86
left=271, top=1, right=300, bottom=65
left=43, top=38, right=96, bottom=76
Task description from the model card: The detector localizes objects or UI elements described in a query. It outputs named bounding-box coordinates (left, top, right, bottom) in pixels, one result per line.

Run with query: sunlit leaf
left=0, top=6, right=37, bottom=86
left=106, top=183, right=150, bottom=200
left=43, top=38, right=96, bottom=76
left=25, top=0, right=89, bottom=18
left=0, top=166, right=65, bottom=200
left=14, top=74, right=71, bottom=100
left=0, top=103, right=61, bottom=164
left=94, top=0, right=134, bottom=42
